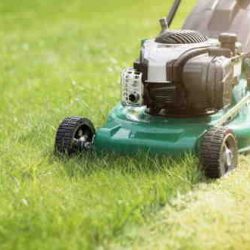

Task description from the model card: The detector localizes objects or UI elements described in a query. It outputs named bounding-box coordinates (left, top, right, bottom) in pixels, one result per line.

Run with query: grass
left=0, top=154, right=201, bottom=250
left=0, top=0, right=202, bottom=249
left=2, top=1, right=250, bottom=249
left=125, top=157, right=250, bottom=250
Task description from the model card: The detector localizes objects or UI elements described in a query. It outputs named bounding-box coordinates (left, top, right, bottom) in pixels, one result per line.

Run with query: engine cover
left=182, top=53, right=234, bottom=112
left=132, top=30, right=238, bottom=116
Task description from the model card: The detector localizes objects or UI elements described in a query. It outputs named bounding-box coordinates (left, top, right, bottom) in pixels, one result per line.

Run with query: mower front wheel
left=200, top=127, right=238, bottom=179
left=55, top=117, right=95, bottom=155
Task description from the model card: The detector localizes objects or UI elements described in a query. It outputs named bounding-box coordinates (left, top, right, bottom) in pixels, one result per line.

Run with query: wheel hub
left=74, top=128, right=92, bottom=150
left=224, top=145, right=233, bottom=168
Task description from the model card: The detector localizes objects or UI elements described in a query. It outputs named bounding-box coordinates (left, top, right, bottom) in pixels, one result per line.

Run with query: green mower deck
left=94, top=80, right=250, bottom=156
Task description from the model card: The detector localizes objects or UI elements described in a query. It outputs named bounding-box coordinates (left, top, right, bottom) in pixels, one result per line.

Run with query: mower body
left=94, top=79, right=250, bottom=156
left=93, top=0, right=250, bottom=156
left=55, top=0, right=250, bottom=178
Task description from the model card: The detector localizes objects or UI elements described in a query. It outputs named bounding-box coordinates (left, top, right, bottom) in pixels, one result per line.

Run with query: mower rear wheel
left=55, top=117, right=95, bottom=155
left=200, top=127, right=238, bottom=179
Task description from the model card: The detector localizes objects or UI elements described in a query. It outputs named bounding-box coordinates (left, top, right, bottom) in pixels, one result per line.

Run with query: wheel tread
left=200, top=127, right=238, bottom=178
left=54, top=116, right=95, bottom=155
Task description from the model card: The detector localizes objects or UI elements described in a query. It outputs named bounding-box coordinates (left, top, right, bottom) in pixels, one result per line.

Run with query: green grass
left=124, top=157, right=250, bottom=250
left=0, top=1, right=203, bottom=249
left=2, top=1, right=250, bottom=249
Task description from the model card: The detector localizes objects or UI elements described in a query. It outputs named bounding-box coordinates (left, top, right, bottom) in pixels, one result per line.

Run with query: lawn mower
left=55, top=0, right=250, bottom=178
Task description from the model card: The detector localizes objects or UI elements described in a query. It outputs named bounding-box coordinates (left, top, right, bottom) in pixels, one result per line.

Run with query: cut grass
left=0, top=0, right=202, bottom=249
left=125, top=157, right=250, bottom=250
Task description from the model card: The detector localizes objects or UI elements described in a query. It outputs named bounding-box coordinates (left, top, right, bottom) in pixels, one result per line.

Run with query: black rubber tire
left=200, top=127, right=238, bottom=179
left=55, top=117, right=95, bottom=155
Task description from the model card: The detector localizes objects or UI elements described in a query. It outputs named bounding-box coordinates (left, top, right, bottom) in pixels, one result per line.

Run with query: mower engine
left=121, top=29, right=242, bottom=116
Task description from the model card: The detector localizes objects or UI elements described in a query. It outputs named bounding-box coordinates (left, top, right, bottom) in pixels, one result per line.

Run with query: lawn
left=125, top=157, right=250, bottom=250
left=0, top=1, right=200, bottom=249
left=1, top=1, right=250, bottom=250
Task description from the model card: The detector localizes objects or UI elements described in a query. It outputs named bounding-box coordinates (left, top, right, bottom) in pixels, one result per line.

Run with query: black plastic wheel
left=55, top=117, right=95, bottom=155
left=200, top=127, right=238, bottom=179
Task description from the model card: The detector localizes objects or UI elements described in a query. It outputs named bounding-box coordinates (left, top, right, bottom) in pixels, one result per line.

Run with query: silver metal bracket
left=121, top=68, right=144, bottom=107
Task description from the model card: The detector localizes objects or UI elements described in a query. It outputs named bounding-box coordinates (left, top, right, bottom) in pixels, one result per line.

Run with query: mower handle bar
left=167, top=0, right=182, bottom=27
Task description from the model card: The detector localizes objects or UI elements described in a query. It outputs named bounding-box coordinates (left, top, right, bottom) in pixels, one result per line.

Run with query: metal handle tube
left=167, top=0, right=182, bottom=27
